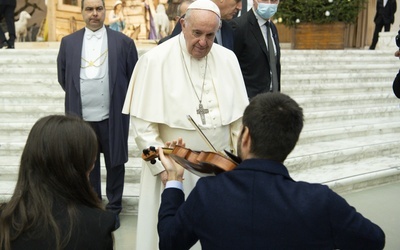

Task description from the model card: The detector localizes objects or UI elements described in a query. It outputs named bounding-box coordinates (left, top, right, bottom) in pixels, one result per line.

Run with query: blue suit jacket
left=57, top=28, right=138, bottom=167
left=158, top=159, right=385, bottom=250
left=230, top=10, right=281, bottom=99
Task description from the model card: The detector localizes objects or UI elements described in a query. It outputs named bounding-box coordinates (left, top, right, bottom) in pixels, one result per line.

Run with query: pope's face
left=82, top=0, right=106, bottom=31
left=181, top=10, right=220, bottom=59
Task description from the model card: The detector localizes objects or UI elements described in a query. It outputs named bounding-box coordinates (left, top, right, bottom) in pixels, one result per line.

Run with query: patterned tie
left=266, top=22, right=279, bottom=92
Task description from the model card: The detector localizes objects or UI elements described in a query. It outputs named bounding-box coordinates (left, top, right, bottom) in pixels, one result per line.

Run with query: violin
left=141, top=115, right=242, bottom=176
left=142, top=145, right=241, bottom=177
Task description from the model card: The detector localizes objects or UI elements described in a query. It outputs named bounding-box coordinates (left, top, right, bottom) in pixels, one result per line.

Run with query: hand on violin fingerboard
left=158, top=145, right=185, bottom=182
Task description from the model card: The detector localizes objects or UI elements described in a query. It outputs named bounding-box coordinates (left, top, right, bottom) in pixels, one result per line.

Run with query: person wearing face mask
left=230, top=0, right=281, bottom=99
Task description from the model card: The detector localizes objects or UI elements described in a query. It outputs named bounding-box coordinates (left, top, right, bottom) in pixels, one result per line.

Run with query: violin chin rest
left=224, top=150, right=242, bottom=164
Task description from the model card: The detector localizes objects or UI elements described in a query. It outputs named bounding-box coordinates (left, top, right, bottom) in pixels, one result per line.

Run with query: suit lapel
left=271, top=22, right=280, bottom=59
left=247, top=10, right=268, bottom=56
left=106, top=28, right=117, bottom=96
left=73, top=29, right=85, bottom=93
left=220, top=20, right=233, bottom=50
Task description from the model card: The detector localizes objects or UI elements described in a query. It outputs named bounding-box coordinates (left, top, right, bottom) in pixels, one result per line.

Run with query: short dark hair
left=242, top=93, right=304, bottom=162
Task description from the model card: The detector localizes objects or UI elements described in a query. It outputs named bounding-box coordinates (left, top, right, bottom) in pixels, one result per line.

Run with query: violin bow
left=186, top=115, right=218, bottom=153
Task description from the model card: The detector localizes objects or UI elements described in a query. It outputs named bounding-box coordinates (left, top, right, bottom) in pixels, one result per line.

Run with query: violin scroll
left=142, top=146, right=174, bottom=164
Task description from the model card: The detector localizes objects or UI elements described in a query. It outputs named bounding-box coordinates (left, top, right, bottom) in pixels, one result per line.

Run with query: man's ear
left=241, top=126, right=251, bottom=154
left=180, top=17, right=186, bottom=29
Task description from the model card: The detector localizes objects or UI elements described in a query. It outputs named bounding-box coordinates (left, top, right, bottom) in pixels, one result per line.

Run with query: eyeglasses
left=84, top=6, right=105, bottom=13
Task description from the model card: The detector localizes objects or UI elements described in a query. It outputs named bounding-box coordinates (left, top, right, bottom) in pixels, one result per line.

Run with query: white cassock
left=122, top=34, right=249, bottom=250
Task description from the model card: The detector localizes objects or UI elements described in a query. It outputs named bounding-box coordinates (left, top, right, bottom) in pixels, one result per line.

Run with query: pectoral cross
left=197, top=103, right=209, bottom=125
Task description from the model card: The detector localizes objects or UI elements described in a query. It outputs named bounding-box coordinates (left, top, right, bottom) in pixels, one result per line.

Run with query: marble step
left=1, top=66, right=398, bottom=79
left=0, top=47, right=150, bottom=59
left=283, top=82, right=394, bottom=96
left=0, top=67, right=57, bottom=77
left=0, top=155, right=142, bottom=181
left=281, top=49, right=394, bottom=56
left=281, top=72, right=397, bottom=84
left=0, top=180, right=140, bottom=215
left=0, top=140, right=141, bottom=157
left=2, top=106, right=397, bottom=127
left=290, top=153, right=400, bottom=194
left=2, top=154, right=398, bottom=215
left=1, top=82, right=393, bottom=97
left=287, top=133, right=400, bottom=171
left=1, top=62, right=397, bottom=74
left=3, top=127, right=399, bottom=172
left=293, top=93, right=398, bottom=109
left=1, top=110, right=399, bottom=153
left=298, top=117, right=400, bottom=145
left=283, top=62, right=399, bottom=73
left=1, top=48, right=400, bottom=215
left=0, top=47, right=395, bottom=62
left=2, top=111, right=399, bottom=140
left=1, top=95, right=397, bottom=114
left=0, top=78, right=60, bottom=89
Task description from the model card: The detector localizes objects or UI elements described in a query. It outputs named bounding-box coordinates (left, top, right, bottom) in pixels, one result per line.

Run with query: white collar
left=85, top=26, right=106, bottom=40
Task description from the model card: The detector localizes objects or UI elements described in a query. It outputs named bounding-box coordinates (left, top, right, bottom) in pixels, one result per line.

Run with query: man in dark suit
left=369, top=0, right=397, bottom=50
left=159, top=0, right=241, bottom=50
left=57, top=0, right=138, bottom=229
left=230, top=0, right=281, bottom=99
left=157, top=92, right=385, bottom=250
left=0, top=0, right=16, bottom=48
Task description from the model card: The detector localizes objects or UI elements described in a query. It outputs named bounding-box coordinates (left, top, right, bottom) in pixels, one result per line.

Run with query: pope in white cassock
left=122, top=0, right=249, bottom=249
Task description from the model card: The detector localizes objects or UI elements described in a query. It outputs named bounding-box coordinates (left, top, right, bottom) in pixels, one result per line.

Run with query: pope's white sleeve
left=229, top=117, right=243, bottom=155
left=131, top=116, right=166, bottom=176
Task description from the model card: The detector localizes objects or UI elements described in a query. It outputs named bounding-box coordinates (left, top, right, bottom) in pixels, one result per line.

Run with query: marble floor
left=114, top=181, right=400, bottom=250
left=114, top=214, right=137, bottom=250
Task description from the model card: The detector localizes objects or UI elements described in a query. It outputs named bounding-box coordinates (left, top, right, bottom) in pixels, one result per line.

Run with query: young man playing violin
left=157, top=92, right=385, bottom=250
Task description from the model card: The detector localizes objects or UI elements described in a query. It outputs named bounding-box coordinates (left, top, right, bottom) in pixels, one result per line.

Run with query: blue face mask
left=256, top=2, right=278, bottom=19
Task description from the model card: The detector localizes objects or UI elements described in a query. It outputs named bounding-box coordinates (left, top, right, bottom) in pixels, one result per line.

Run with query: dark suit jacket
left=158, top=17, right=234, bottom=50
left=158, top=159, right=385, bottom=250
left=57, top=28, right=138, bottom=167
left=7, top=203, right=115, bottom=249
left=0, top=0, right=16, bottom=6
left=393, top=69, right=400, bottom=98
left=230, top=10, right=281, bottom=99
left=374, top=0, right=397, bottom=24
